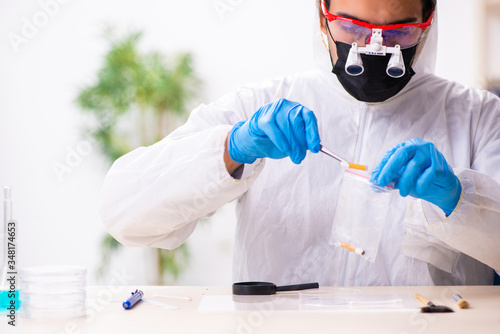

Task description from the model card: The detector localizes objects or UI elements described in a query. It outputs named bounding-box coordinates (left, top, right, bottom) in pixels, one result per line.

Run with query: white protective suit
left=99, top=7, right=500, bottom=286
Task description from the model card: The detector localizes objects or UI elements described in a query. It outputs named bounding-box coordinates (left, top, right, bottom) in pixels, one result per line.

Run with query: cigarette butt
left=453, top=294, right=469, bottom=309
left=348, top=163, right=368, bottom=171
left=340, top=242, right=365, bottom=256
left=340, top=242, right=355, bottom=252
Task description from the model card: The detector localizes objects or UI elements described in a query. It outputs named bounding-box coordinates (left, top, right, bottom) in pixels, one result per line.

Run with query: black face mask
left=332, top=41, right=417, bottom=103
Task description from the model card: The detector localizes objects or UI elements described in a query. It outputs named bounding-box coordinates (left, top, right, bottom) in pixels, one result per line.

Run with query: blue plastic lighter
left=123, top=289, right=144, bottom=310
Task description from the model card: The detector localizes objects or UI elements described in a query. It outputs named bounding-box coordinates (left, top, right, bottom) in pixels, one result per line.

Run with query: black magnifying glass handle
left=275, top=282, right=319, bottom=292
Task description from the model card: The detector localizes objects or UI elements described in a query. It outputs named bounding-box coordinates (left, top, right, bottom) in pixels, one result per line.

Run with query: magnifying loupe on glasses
left=345, top=29, right=406, bottom=78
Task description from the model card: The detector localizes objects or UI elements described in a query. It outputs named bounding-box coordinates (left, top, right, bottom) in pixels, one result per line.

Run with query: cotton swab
left=453, top=294, right=469, bottom=309
left=153, top=294, right=192, bottom=301
left=142, top=298, right=179, bottom=310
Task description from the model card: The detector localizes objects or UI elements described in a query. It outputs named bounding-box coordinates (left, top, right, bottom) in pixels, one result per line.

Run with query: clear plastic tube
left=1, top=186, right=12, bottom=281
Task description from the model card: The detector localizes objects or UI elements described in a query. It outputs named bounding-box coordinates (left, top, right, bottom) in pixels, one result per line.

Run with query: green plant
left=76, top=29, right=200, bottom=284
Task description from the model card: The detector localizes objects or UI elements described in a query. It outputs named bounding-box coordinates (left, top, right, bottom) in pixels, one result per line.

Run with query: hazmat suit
left=99, top=7, right=500, bottom=286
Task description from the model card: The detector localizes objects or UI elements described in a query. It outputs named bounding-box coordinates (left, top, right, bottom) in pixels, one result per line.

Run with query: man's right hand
left=228, top=98, right=321, bottom=165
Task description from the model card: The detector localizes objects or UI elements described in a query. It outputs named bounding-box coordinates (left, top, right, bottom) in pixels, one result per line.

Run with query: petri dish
left=19, top=266, right=87, bottom=320
left=20, top=305, right=87, bottom=320
left=20, top=290, right=87, bottom=307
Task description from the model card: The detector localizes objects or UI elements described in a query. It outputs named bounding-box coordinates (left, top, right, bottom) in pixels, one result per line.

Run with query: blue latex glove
left=370, top=138, right=462, bottom=215
left=228, top=99, right=321, bottom=164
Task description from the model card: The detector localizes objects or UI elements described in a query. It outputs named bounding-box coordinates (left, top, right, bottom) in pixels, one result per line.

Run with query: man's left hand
left=370, top=138, right=462, bottom=216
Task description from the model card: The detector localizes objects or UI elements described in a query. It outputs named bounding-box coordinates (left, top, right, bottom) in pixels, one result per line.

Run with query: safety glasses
left=321, top=0, right=434, bottom=49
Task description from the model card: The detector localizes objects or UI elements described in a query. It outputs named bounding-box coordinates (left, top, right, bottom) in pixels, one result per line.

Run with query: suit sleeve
left=421, top=91, right=500, bottom=271
left=98, top=90, right=264, bottom=249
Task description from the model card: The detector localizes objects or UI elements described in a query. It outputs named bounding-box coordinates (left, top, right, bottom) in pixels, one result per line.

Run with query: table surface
left=2, top=285, right=500, bottom=334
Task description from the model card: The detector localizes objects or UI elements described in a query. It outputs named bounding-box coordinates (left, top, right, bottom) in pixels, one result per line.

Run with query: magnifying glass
left=232, top=282, right=319, bottom=295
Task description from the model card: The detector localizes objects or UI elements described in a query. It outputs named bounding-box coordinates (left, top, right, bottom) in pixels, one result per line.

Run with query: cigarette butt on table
left=453, top=294, right=469, bottom=309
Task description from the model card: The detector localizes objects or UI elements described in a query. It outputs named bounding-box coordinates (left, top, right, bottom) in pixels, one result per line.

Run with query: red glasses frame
left=321, top=0, right=434, bottom=32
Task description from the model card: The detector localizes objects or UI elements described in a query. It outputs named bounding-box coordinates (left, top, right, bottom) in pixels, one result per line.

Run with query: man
left=99, top=0, right=500, bottom=286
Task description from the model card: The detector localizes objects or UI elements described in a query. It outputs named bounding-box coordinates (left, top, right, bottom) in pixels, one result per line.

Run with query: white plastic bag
left=330, top=170, right=393, bottom=263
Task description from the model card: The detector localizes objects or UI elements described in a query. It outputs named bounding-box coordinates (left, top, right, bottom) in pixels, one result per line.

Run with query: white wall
left=434, top=0, right=480, bottom=88
left=0, top=0, right=485, bottom=286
